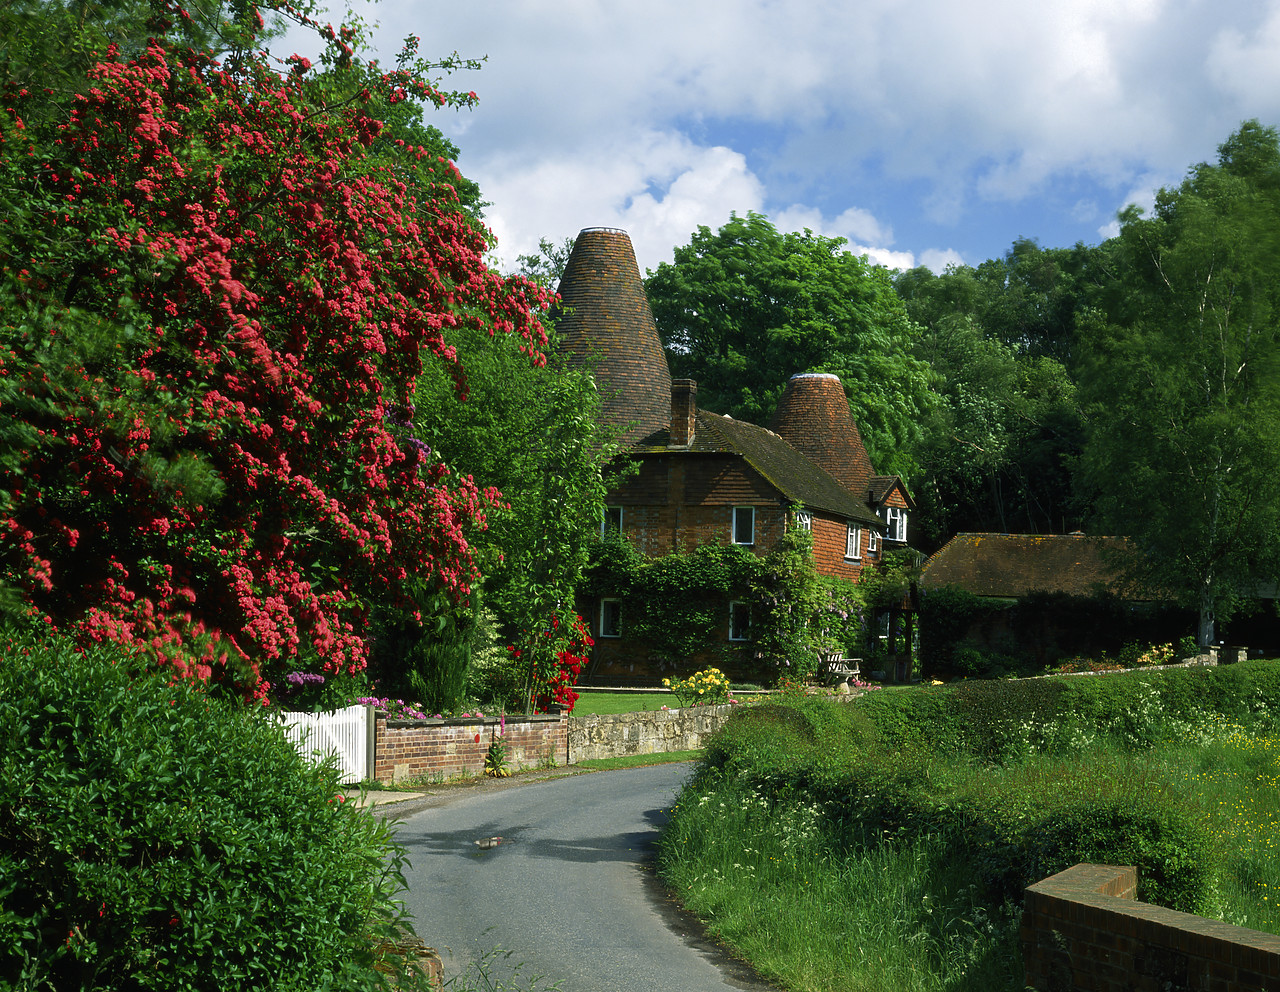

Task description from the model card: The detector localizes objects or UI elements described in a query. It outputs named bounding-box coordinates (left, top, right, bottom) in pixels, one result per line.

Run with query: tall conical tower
left=769, top=372, right=875, bottom=500
left=553, top=228, right=672, bottom=444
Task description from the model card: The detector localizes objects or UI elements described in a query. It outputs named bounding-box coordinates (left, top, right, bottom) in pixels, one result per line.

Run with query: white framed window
left=884, top=506, right=907, bottom=543
left=599, top=599, right=621, bottom=638
left=794, top=510, right=812, bottom=532
left=732, top=506, right=755, bottom=545
left=601, top=506, right=623, bottom=539
left=729, top=601, right=752, bottom=641
left=846, top=524, right=861, bottom=560
left=868, top=529, right=879, bottom=554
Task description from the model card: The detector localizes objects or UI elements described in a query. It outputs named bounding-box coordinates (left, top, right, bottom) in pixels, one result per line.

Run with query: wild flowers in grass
left=663, top=667, right=733, bottom=707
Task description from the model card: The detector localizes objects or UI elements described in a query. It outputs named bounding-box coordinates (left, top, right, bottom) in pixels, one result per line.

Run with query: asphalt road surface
left=393, top=763, right=777, bottom=992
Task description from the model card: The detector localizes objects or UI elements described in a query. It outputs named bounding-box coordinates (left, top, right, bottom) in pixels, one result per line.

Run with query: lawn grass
left=571, top=690, right=675, bottom=715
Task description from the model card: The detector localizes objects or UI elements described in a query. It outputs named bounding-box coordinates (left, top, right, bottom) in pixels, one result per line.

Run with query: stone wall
left=369, top=701, right=741, bottom=784
left=373, top=712, right=567, bottom=785
left=1022, top=863, right=1280, bottom=991
left=567, top=703, right=738, bottom=763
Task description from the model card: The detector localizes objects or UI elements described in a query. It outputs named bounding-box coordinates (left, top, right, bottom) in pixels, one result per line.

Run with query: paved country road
left=390, top=763, right=777, bottom=992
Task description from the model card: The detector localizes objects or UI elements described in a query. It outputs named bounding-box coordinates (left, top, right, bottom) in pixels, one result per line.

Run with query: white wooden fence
left=277, top=704, right=373, bottom=785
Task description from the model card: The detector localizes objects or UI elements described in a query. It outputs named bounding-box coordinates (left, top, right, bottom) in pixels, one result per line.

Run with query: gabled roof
left=869, top=475, right=913, bottom=509
left=920, top=533, right=1139, bottom=599
left=631, top=412, right=882, bottom=527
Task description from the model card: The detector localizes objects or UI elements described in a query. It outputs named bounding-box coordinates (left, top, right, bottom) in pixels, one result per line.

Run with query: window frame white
left=885, top=506, right=907, bottom=543
left=794, top=510, right=812, bottom=532
left=599, top=598, right=622, bottom=639
left=845, top=524, right=861, bottom=560
left=729, top=600, right=752, bottom=642
left=732, top=506, right=755, bottom=546
left=601, top=505, right=623, bottom=539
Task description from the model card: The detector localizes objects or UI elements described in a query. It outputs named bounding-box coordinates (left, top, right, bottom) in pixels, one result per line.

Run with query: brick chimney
left=670, top=379, right=697, bottom=447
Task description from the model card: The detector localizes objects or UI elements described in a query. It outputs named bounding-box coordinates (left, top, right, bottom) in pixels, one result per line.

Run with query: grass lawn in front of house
left=570, top=691, right=676, bottom=716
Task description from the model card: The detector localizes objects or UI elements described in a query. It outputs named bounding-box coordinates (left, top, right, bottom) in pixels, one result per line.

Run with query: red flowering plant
left=0, top=3, right=552, bottom=699
left=508, top=609, right=592, bottom=714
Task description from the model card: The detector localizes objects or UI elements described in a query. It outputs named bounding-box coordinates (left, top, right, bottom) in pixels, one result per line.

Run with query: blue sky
left=286, top=0, right=1280, bottom=275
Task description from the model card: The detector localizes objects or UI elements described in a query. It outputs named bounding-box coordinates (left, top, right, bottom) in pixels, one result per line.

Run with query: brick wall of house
left=373, top=712, right=567, bottom=785
left=1022, top=863, right=1280, bottom=991
left=810, top=512, right=877, bottom=581
left=882, top=486, right=909, bottom=509
left=610, top=458, right=789, bottom=556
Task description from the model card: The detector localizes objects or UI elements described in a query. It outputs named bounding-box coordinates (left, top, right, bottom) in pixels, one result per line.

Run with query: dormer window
left=884, top=506, right=907, bottom=543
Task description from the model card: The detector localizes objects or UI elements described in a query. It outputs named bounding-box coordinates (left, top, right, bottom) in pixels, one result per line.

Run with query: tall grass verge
left=658, top=664, right=1280, bottom=991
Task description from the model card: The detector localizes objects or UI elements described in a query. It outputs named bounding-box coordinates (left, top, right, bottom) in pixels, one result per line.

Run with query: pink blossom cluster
left=0, top=31, right=553, bottom=700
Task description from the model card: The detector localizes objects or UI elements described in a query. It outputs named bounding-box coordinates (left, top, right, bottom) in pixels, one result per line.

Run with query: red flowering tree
left=508, top=609, right=593, bottom=714
left=0, top=6, right=552, bottom=699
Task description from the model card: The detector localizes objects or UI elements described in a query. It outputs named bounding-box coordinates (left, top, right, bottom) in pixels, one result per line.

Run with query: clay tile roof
left=632, top=412, right=882, bottom=526
left=869, top=475, right=913, bottom=508
left=552, top=228, right=672, bottom=444
left=920, top=533, right=1139, bottom=598
left=769, top=373, right=878, bottom=500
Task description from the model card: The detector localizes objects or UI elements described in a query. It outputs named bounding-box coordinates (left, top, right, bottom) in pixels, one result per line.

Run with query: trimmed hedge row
left=0, top=631, right=425, bottom=991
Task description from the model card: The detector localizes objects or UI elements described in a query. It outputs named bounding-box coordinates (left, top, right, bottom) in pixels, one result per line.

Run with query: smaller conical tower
left=770, top=373, right=875, bottom=500
left=553, top=228, right=672, bottom=444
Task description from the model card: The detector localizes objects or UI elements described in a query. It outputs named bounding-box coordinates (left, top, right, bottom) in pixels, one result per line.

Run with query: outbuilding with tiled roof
left=920, top=532, right=1142, bottom=600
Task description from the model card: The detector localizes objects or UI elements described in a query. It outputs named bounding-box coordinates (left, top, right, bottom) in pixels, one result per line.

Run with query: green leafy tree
left=516, top=235, right=576, bottom=289
left=645, top=212, right=935, bottom=476
left=401, top=318, right=621, bottom=708
left=1079, top=121, right=1280, bottom=646
left=897, top=258, right=1089, bottom=547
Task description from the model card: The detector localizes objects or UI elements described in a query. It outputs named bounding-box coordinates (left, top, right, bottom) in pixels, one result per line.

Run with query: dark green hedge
left=920, top=585, right=1197, bottom=675
left=0, top=631, right=424, bottom=991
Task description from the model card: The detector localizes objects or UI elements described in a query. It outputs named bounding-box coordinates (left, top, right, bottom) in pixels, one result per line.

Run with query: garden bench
left=819, top=651, right=861, bottom=684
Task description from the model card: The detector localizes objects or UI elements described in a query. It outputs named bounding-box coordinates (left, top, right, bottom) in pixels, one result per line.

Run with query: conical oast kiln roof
left=769, top=372, right=875, bottom=500
left=553, top=228, right=672, bottom=444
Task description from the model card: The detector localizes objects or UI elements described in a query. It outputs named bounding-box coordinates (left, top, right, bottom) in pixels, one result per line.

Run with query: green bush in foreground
left=0, top=631, right=424, bottom=992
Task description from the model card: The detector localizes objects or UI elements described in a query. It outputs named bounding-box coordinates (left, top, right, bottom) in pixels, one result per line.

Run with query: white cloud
left=919, top=249, right=967, bottom=274
left=474, top=132, right=764, bottom=273
left=1206, top=3, right=1280, bottom=112
left=282, top=0, right=1280, bottom=272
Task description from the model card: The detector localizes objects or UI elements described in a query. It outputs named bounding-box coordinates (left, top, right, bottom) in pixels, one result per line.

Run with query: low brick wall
left=567, top=703, right=738, bottom=763
left=373, top=711, right=568, bottom=785
left=1022, top=863, right=1280, bottom=991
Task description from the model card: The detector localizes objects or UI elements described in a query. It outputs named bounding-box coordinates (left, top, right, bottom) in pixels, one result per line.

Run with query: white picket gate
left=278, top=704, right=372, bottom=785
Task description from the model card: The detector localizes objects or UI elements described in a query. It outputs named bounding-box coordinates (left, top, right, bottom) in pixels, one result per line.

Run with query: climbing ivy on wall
left=583, top=529, right=867, bottom=680
left=583, top=539, right=763, bottom=667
